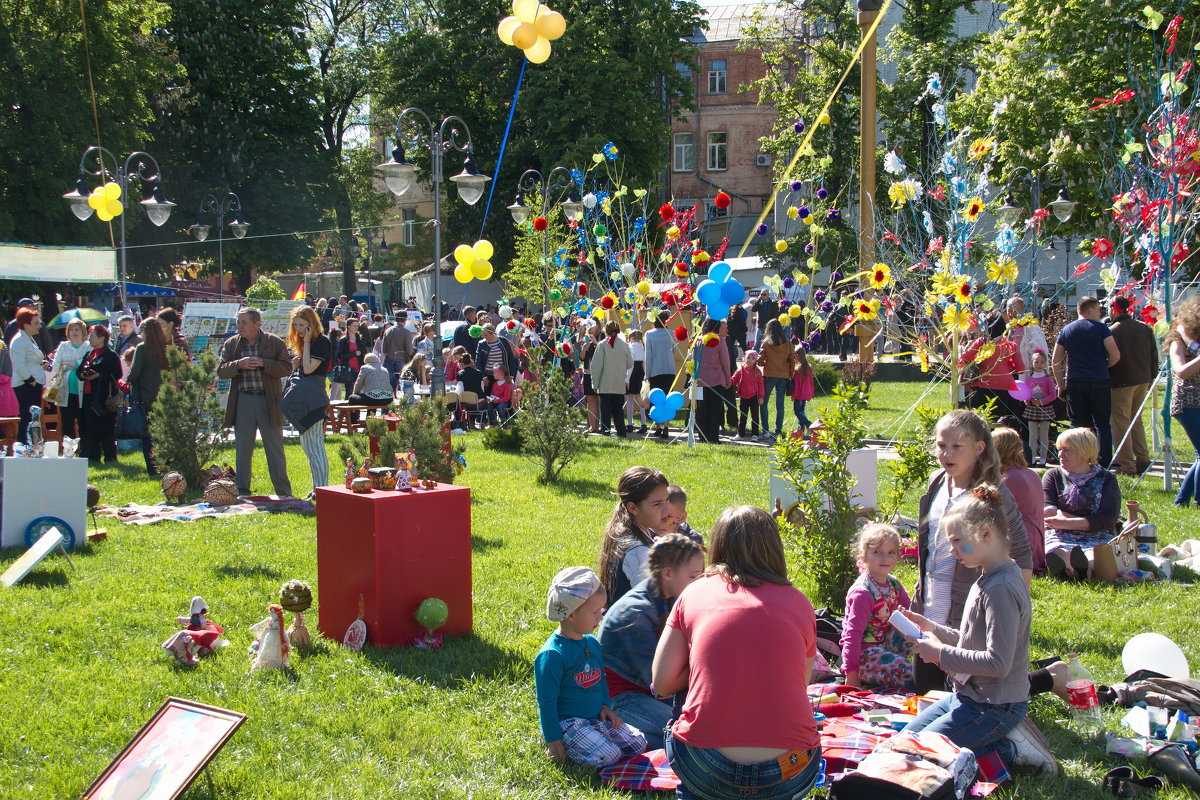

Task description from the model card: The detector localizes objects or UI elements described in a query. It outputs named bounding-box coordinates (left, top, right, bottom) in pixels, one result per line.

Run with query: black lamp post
left=189, top=192, right=248, bottom=300
left=999, top=163, right=1075, bottom=299
left=507, top=166, right=576, bottom=311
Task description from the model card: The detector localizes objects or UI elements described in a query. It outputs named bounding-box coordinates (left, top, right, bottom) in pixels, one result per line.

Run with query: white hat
left=546, top=567, right=601, bottom=621
left=189, top=596, right=208, bottom=616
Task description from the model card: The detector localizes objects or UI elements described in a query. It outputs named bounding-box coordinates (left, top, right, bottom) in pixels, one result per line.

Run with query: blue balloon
left=708, top=261, right=732, bottom=283
left=720, top=279, right=745, bottom=305
left=705, top=302, right=730, bottom=321
left=648, top=389, right=686, bottom=424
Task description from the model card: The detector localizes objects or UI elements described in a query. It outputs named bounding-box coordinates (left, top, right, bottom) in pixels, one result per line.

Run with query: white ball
left=582, top=193, right=598, bottom=209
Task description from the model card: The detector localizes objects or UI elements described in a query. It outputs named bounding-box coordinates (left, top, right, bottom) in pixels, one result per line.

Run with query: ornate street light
left=189, top=192, right=248, bottom=300
left=376, top=107, right=490, bottom=397
left=509, top=166, right=577, bottom=307
left=65, top=147, right=175, bottom=309
left=1001, top=162, right=1069, bottom=300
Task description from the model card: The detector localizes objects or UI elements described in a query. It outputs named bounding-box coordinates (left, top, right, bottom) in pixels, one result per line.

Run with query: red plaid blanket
left=599, top=748, right=680, bottom=791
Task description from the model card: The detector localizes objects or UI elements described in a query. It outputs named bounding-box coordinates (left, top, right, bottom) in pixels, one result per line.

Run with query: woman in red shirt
left=959, top=319, right=1024, bottom=416
left=653, top=506, right=821, bottom=800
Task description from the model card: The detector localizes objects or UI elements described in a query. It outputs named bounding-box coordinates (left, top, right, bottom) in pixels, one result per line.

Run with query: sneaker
left=1006, top=717, right=1059, bottom=775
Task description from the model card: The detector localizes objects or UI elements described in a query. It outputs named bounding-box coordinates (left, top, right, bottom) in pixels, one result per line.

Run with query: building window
left=402, top=208, right=416, bottom=247
left=706, top=199, right=729, bottom=218
left=707, top=60, right=727, bottom=94
left=707, top=132, right=728, bottom=171
left=673, top=133, right=695, bottom=172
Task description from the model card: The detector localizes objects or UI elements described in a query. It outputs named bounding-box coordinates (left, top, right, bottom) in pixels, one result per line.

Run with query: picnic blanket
left=96, top=496, right=315, bottom=525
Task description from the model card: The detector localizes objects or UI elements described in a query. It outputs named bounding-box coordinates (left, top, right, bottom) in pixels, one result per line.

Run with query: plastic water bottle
left=1066, top=653, right=1104, bottom=734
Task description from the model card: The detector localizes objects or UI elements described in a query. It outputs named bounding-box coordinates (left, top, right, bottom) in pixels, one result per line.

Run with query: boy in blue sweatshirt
left=535, top=566, right=647, bottom=766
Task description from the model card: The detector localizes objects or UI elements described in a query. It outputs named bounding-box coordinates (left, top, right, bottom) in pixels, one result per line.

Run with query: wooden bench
left=331, top=404, right=370, bottom=435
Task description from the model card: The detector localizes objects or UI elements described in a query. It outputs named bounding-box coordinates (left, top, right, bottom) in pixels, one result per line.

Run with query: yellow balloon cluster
left=453, top=240, right=494, bottom=283
left=497, top=0, right=566, bottom=65
left=88, top=182, right=124, bottom=222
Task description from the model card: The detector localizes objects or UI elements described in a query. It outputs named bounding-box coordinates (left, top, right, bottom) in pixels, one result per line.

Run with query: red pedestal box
left=315, top=482, right=472, bottom=648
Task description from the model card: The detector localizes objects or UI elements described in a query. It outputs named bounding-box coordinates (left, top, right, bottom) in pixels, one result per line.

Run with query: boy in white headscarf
left=535, top=566, right=646, bottom=766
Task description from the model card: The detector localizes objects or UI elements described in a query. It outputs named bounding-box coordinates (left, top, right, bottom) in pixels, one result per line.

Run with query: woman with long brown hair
left=280, top=305, right=331, bottom=498
left=597, top=466, right=670, bottom=604
left=128, top=318, right=169, bottom=475
left=1165, top=297, right=1200, bottom=506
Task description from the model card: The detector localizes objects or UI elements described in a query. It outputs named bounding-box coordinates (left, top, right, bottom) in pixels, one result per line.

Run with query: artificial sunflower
left=986, top=257, right=1018, bottom=284
left=954, top=276, right=973, bottom=303
left=868, top=262, right=893, bottom=290
left=854, top=297, right=881, bottom=321
left=963, top=196, right=985, bottom=222
left=931, top=269, right=957, bottom=296
left=974, top=342, right=996, bottom=363
left=968, top=137, right=995, bottom=161
left=942, top=304, right=973, bottom=332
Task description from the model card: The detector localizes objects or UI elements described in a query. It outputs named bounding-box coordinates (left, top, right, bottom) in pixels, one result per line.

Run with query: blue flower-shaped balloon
left=648, top=388, right=686, bottom=424
left=695, top=260, right=745, bottom=321
left=602, top=142, right=619, bottom=160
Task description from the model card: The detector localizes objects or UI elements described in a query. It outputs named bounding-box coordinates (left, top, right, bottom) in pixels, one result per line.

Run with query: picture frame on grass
left=82, top=697, right=245, bottom=800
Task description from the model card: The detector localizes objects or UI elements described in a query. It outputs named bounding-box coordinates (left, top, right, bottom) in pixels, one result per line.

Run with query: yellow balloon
left=472, top=260, right=493, bottom=281
left=454, top=244, right=475, bottom=266
left=473, top=239, right=494, bottom=261
left=775, top=240, right=788, bottom=253
left=454, top=264, right=473, bottom=284
left=636, top=281, right=650, bottom=295
left=497, top=15, right=521, bottom=45
left=512, top=0, right=540, bottom=25
left=97, top=207, right=114, bottom=222
left=788, top=305, right=802, bottom=319
left=103, top=181, right=122, bottom=200
left=512, top=22, right=538, bottom=50
left=105, top=198, right=123, bottom=217
left=88, top=191, right=105, bottom=210
left=524, top=36, right=551, bottom=63
left=535, top=8, right=566, bottom=40
left=777, top=314, right=790, bottom=326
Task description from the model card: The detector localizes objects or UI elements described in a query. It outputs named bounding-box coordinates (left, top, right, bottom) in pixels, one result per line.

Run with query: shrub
left=517, top=369, right=588, bottom=484
left=880, top=405, right=944, bottom=522
left=245, top=276, right=285, bottom=306
left=810, top=359, right=841, bottom=395
left=773, top=381, right=869, bottom=608
left=148, top=347, right=227, bottom=488
left=337, top=398, right=464, bottom=483
left=481, top=424, right=524, bottom=452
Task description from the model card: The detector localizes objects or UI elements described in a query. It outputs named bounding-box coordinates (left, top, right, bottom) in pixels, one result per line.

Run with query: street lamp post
left=997, top=163, right=1075, bottom=301
left=507, top=166, right=577, bottom=311
left=189, top=192, right=249, bottom=301
left=64, top=147, right=176, bottom=310
left=376, top=108, right=490, bottom=398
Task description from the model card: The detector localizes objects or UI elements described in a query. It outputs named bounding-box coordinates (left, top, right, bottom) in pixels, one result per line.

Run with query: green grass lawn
left=1, top=381, right=1197, bottom=799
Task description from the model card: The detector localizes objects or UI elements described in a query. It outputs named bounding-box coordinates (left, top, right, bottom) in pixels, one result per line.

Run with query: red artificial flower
left=1173, top=241, right=1190, bottom=266
left=559, top=343, right=572, bottom=357
left=659, top=203, right=675, bottom=221
left=577, top=283, right=588, bottom=296
left=929, top=185, right=946, bottom=202
left=532, top=217, right=548, bottom=232
left=692, top=250, right=710, bottom=265
left=674, top=326, right=688, bottom=341
left=506, top=319, right=517, bottom=330
left=1092, top=238, right=1114, bottom=259
left=524, top=317, right=537, bottom=328
left=1167, top=15, right=1183, bottom=53
left=703, top=333, right=719, bottom=348
left=599, top=295, right=615, bottom=309
left=663, top=291, right=678, bottom=306
left=1091, top=89, right=1137, bottom=110
left=883, top=230, right=900, bottom=244
left=926, top=236, right=944, bottom=255
left=1073, top=262, right=1093, bottom=277
left=673, top=261, right=689, bottom=277
left=714, top=191, right=731, bottom=210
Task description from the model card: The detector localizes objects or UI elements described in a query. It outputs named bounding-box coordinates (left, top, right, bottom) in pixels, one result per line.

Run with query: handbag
left=0, top=343, right=11, bottom=378
left=44, top=367, right=65, bottom=405
left=332, top=364, right=355, bottom=384
left=115, top=390, right=147, bottom=438
left=105, top=381, right=124, bottom=413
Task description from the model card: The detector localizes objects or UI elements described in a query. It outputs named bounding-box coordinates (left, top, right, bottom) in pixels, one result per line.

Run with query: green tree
left=502, top=192, right=574, bottom=307
left=518, top=368, right=587, bottom=483
left=148, top=347, right=226, bottom=488
left=378, top=0, right=703, bottom=274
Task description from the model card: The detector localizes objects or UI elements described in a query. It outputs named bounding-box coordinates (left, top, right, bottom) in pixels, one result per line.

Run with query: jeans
left=1173, top=407, right=1200, bottom=505
left=610, top=691, right=672, bottom=750
left=1065, top=379, right=1113, bottom=466
left=487, top=400, right=510, bottom=425
left=738, top=397, right=761, bottom=436
left=763, top=377, right=790, bottom=435
left=793, top=398, right=810, bottom=430
left=384, top=357, right=403, bottom=389
left=902, top=692, right=1026, bottom=763
left=667, top=732, right=821, bottom=800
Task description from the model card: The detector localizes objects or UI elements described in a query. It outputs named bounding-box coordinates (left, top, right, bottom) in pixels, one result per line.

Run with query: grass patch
left=1, top=381, right=1196, bottom=799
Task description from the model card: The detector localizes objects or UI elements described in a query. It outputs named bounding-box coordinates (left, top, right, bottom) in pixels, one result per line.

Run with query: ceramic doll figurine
left=394, top=452, right=412, bottom=491
left=163, top=596, right=226, bottom=667
left=358, top=457, right=371, bottom=479
left=249, top=604, right=291, bottom=673
left=344, top=458, right=355, bottom=489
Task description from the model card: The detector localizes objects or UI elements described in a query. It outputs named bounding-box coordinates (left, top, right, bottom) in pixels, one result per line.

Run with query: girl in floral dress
left=841, top=523, right=914, bottom=688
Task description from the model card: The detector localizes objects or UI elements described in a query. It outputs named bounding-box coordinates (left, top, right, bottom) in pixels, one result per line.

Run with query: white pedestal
left=769, top=447, right=878, bottom=522
left=0, top=457, right=88, bottom=549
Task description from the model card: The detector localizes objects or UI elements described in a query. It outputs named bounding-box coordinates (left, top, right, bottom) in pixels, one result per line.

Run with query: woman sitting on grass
left=1043, top=426, right=1121, bottom=580
left=653, top=506, right=823, bottom=800
left=597, top=466, right=670, bottom=605
left=597, top=533, right=704, bottom=750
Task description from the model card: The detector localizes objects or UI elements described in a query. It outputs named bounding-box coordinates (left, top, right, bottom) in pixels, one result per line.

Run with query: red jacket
left=731, top=363, right=765, bottom=400
left=792, top=366, right=815, bottom=401
left=489, top=379, right=512, bottom=404
left=959, top=336, right=1024, bottom=391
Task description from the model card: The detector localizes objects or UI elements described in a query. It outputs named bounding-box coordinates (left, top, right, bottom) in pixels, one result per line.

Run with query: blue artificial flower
left=633, top=216, right=646, bottom=234
left=805, top=243, right=815, bottom=254
left=820, top=300, right=833, bottom=312
left=801, top=340, right=812, bottom=350
left=783, top=276, right=796, bottom=289
left=553, top=249, right=567, bottom=267
left=826, top=208, right=841, bottom=222
left=756, top=222, right=769, bottom=236
left=595, top=190, right=610, bottom=207
left=793, top=120, right=806, bottom=133
left=817, top=188, right=829, bottom=200
left=995, top=225, right=1018, bottom=255
left=932, top=102, right=946, bottom=126
left=940, top=152, right=958, bottom=176
left=926, top=73, right=942, bottom=97
left=790, top=180, right=803, bottom=192
left=602, top=142, right=619, bottom=160
left=814, top=290, right=826, bottom=302
left=798, top=205, right=811, bottom=218
left=570, top=169, right=584, bottom=188
left=950, top=176, right=968, bottom=199
left=830, top=271, right=842, bottom=283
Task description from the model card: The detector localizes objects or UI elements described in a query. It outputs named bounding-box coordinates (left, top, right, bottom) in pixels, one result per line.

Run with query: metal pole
left=857, top=2, right=880, bottom=366
left=118, top=168, right=129, bottom=312
left=216, top=203, right=225, bottom=301
left=430, top=130, right=445, bottom=398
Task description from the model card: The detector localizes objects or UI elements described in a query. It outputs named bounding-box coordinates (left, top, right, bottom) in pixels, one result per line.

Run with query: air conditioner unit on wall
left=755, top=153, right=772, bottom=167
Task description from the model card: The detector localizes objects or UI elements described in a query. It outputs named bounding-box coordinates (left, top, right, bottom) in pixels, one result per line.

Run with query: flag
left=291, top=282, right=306, bottom=301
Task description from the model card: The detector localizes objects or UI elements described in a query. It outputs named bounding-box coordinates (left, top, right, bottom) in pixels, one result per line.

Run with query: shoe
left=1104, top=766, right=1166, bottom=797
left=1135, top=460, right=1153, bottom=474
left=657, top=428, right=669, bottom=439
left=637, top=425, right=648, bottom=435
left=1148, top=743, right=1200, bottom=792
left=1046, top=550, right=1069, bottom=579
left=1006, top=716, right=1059, bottom=775
left=1070, top=546, right=1090, bottom=578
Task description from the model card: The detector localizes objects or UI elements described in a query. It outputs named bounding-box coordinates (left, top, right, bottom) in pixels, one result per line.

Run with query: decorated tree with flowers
left=860, top=73, right=1019, bottom=405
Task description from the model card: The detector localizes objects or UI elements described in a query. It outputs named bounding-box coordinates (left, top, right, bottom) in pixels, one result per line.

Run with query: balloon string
left=479, top=57, right=528, bottom=240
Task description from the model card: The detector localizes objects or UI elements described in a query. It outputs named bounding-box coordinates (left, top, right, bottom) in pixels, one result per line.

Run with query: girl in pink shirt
left=730, top=350, right=765, bottom=439
left=841, top=524, right=913, bottom=688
